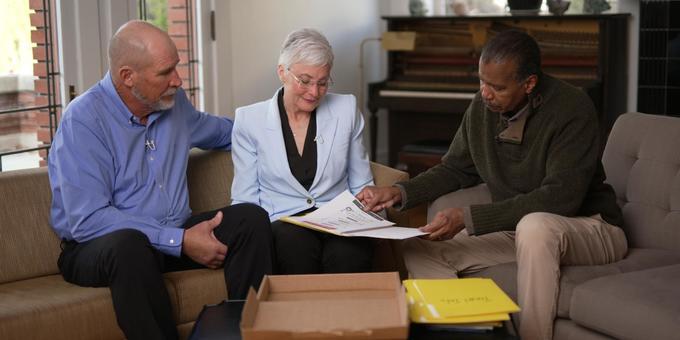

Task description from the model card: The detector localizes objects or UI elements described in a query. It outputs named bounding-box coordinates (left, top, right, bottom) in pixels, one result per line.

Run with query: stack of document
left=280, top=190, right=427, bottom=240
left=403, top=278, right=520, bottom=330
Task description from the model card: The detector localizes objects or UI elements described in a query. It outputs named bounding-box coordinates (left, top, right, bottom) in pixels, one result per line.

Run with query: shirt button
left=149, top=156, right=154, bottom=161
left=169, top=239, right=175, bottom=244
left=158, top=184, right=163, bottom=189
left=306, top=198, right=312, bottom=204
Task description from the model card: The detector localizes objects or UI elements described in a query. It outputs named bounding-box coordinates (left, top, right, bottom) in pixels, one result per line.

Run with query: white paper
left=282, top=190, right=428, bottom=240
left=347, top=226, right=428, bottom=239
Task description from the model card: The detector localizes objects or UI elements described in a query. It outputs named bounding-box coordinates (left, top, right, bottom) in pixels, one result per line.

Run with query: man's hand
left=182, top=211, right=228, bottom=269
left=357, top=186, right=402, bottom=212
left=420, top=207, right=466, bottom=241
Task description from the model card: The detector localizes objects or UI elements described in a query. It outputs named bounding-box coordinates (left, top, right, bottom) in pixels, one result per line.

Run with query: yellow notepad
left=404, top=278, right=520, bottom=319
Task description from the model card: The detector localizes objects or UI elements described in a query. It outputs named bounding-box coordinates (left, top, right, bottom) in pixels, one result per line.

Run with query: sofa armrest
left=370, top=161, right=409, bottom=187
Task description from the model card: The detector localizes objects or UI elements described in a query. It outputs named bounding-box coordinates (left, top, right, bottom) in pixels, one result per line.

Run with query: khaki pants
left=402, top=184, right=628, bottom=340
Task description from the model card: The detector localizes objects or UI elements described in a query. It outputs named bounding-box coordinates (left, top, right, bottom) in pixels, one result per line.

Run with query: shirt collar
left=101, top=72, right=167, bottom=126
left=101, top=72, right=140, bottom=125
left=503, top=101, right=530, bottom=122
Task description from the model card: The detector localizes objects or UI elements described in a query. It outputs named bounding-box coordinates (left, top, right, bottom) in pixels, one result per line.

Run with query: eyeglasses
left=287, top=68, right=333, bottom=90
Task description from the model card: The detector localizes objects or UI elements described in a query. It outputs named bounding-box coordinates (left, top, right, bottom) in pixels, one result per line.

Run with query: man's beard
left=132, top=86, right=177, bottom=112
left=483, top=100, right=502, bottom=113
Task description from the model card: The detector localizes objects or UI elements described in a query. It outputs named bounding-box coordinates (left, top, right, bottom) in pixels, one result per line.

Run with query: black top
left=278, top=89, right=317, bottom=191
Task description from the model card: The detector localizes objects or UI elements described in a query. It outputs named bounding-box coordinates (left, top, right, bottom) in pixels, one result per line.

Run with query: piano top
left=367, top=80, right=476, bottom=114
left=381, top=13, right=631, bottom=21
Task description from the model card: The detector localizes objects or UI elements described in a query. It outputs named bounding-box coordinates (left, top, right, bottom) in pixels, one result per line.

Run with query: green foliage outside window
left=140, top=0, right=168, bottom=31
left=1, top=0, right=32, bottom=75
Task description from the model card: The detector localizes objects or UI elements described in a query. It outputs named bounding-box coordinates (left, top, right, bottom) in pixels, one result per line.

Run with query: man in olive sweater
left=358, top=30, right=628, bottom=340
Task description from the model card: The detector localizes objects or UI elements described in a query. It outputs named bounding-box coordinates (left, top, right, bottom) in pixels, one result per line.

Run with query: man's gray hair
left=278, top=28, right=334, bottom=70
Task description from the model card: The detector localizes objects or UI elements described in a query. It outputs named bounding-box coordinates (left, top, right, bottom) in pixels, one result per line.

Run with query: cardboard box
left=241, top=272, right=408, bottom=339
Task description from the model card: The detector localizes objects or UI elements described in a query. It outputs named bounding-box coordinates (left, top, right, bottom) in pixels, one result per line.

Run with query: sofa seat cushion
left=468, top=248, right=680, bottom=318
left=569, top=264, right=680, bottom=340
left=163, top=268, right=227, bottom=323
left=553, top=318, right=614, bottom=340
left=467, top=262, right=518, bottom=302
left=0, top=275, right=122, bottom=339
left=0, top=270, right=226, bottom=339
left=557, top=247, right=680, bottom=317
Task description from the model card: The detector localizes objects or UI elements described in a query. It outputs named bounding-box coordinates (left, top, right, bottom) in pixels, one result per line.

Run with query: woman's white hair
left=278, top=28, right=334, bottom=71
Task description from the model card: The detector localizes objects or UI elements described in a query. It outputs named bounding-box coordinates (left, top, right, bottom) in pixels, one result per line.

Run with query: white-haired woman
left=231, top=28, right=374, bottom=274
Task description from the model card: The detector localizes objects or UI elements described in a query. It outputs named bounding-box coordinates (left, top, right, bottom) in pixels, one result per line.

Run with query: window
left=0, top=0, right=202, bottom=172
left=0, top=0, right=61, bottom=172
left=140, top=0, right=201, bottom=108
left=638, top=0, right=680, bottom=116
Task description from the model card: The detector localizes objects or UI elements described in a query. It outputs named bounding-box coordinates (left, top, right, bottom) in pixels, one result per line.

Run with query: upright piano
left=367, top=14, right=629, bottom=170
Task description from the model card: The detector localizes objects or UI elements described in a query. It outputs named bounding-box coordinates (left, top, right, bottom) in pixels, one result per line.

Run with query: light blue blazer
left=231, top=89, right=374, bottom=221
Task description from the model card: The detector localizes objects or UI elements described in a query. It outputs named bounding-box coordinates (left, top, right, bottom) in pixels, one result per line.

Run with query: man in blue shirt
left=48, top=20, right=274, bottom=340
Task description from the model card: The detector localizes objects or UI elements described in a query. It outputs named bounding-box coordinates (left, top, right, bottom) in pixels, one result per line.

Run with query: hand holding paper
left=279, top=190, right=427, bottom=239
left=356, top=185, right=402, bottom=212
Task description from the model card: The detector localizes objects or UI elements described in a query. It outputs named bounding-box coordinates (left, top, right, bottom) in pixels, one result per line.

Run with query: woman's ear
left=277, top=65, right=286, bottom=83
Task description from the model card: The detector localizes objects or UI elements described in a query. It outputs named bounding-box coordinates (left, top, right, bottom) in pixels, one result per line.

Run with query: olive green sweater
left=398, top=75, right=623, bottom=235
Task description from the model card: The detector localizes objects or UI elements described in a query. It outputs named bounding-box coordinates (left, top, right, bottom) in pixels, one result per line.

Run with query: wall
left=210, top=0, right=399, bottom=161
left=214, top=1, right=387, bottom=114
left=619, top=0, right=639, bottom=112
left=58, top=0, right=137, bottom=101
left=53, top=0, right=641, bottom=164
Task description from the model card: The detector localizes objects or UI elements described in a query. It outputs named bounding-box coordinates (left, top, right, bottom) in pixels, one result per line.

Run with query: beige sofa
left=465, top=112, right=680, bottom=339
left=0, top=149, right=410, bottom=340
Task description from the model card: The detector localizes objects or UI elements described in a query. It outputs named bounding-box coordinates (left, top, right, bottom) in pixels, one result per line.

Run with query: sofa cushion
left=557, top=247, right=680, bottom=318
left=553, top=318, right=614, bottom=340
left=187, top=149, right=234, bottom=214
left=0, top=270, right=227, bottom=340
left=602, top=112, right=680, bottom=251
left=570, top=264, right=680, bottom=340
left=467, top=261, right=518, bottom=303
left=0, top=167, right=61, bottom=284
left=0, top=275, right=122, bottom=339
left=164, top=269, right=227, bottom=324
left=469, top=248, right=680, bottom=318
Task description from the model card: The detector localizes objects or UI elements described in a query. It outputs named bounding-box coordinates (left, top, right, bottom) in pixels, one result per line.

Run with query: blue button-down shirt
left=48, top=72, right=232, bottom=257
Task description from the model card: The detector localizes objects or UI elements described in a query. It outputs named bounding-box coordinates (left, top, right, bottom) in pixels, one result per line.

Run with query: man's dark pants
left=57, top=203, right=274, bottom=340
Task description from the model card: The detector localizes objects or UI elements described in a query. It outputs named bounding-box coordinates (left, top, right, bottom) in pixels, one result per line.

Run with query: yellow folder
left=403, top=278, right=520, bottom=320
left=406, top=293, right=508, bottom=325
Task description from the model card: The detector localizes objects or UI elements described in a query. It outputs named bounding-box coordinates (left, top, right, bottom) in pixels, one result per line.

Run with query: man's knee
left=234, top=203, right=269, bottom=221
left=224, top=203, right=272, bottom=238
left=516, top=212, right=563, bottom=246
